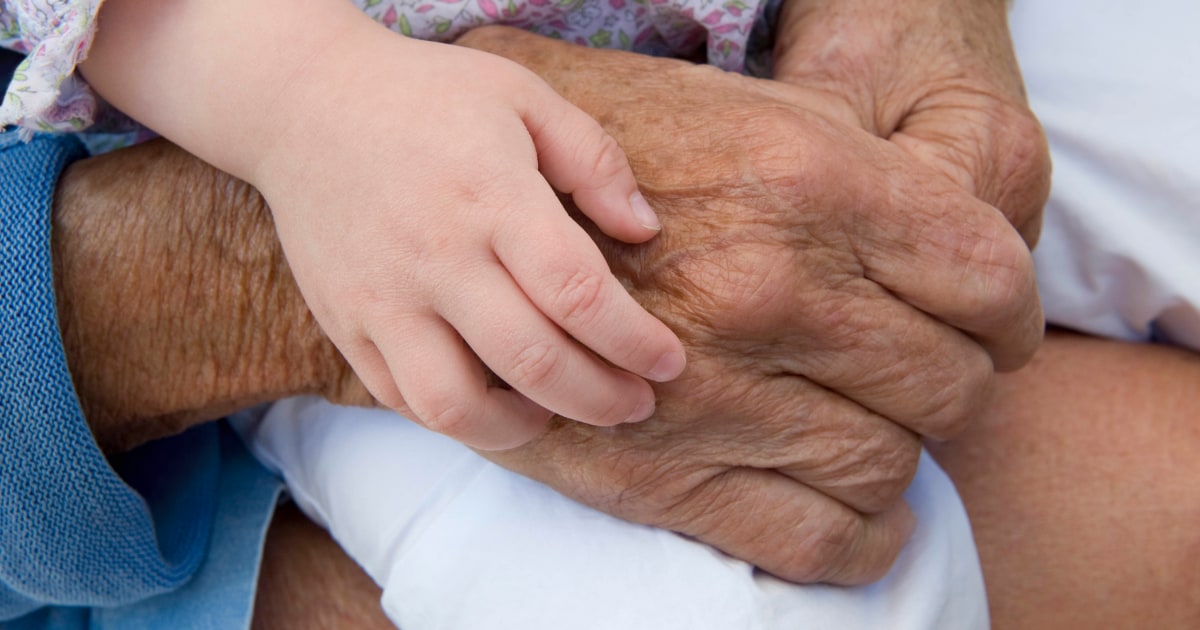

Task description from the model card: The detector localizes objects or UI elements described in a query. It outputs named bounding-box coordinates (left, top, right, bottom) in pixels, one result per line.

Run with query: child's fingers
left=436, top=260, right=660, bottom=428
left=492, top=182, right=686, bottom=384
left=334, top=332, right=432, bottom=416
left=374, top=316, right=552, bottom=451
left=517, top=85, right=662, bottom=244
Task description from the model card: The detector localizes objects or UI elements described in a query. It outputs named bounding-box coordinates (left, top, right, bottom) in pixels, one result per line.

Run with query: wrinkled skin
left=457, top=27, right=1043, bottom=583
left=52, top=140, right=372, bottom=451
left=773, top=0, right=1052, bottom=244
left=56, top=27, right=1043, bottom=586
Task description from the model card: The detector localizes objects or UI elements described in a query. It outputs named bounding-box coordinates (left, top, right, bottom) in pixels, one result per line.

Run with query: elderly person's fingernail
left=648, top=350, right=686, bottom=382
left=630, top=192, right=661, bottom=231
left=626, top=398, right=656, bottom=423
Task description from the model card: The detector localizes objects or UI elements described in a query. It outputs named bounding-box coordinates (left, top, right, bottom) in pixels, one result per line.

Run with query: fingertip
left=571, top=188, right=663, bottom=245
left=623, top=396, right=656, bottom=424
left=646, top=347, right=686, bottom=382
left=629, top=191, right=662, bottom=233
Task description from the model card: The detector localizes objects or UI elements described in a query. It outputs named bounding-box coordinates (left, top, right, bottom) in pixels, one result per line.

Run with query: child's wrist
left=244, top=20, right=417, bottom=196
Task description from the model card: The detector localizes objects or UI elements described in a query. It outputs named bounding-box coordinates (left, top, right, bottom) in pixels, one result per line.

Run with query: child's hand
left=252, top=34, right=685, bottom=450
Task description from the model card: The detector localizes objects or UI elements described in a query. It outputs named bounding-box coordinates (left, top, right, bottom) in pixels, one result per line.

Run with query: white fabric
left=1013, top=0, right=1200, bottom=350
left=234, top=398, right=987, bottom=630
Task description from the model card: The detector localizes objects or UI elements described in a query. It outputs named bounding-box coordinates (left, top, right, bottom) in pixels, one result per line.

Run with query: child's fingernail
left=626, top=398, right=656, bottom=423
left=630, top=192, right=661, bottom=231
left=648, top=350, right=686, bottom=382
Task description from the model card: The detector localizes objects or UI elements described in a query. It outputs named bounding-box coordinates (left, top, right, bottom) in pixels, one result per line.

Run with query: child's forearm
left=79, top=0, right=382, bottom=182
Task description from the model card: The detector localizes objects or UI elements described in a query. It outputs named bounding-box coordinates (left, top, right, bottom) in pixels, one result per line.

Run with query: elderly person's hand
left=772, top=0, right=1052, bottom=244
left=456, top=27, right=1042, bottom=583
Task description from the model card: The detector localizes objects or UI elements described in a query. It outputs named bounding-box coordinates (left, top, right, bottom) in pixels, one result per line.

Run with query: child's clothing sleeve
left=0, top=0, right=103, bottom=138
left=0, top=0, right=771, bottom=140
left=0, top=128, right=285, bottom=629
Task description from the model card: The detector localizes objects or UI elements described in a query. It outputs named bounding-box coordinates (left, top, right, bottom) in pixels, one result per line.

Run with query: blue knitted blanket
left=0, top=131, right=218, bottom=620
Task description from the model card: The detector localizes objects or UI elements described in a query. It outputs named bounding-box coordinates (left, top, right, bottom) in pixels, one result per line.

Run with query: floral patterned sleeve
left=0, top=0, right=104, bottom=139
left=1, top=0, right=771, bottom=143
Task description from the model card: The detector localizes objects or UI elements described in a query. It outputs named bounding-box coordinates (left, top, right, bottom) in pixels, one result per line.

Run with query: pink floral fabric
left=1, top=0, right=102, bottom=139
left=0, top=0, right=764, bottom=141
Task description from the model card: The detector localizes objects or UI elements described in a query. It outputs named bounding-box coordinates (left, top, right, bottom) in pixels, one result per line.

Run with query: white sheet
left=234, top=398, right=986, bottom=630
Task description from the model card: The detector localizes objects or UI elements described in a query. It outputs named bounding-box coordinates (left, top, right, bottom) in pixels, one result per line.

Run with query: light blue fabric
left=89, top=423, right=284, bottom=630
left=0, top=130, right=282, bottom=628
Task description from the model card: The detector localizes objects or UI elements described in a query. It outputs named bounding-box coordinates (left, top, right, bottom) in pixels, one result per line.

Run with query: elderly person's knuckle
left=611, top=450, right=711, bottom=522
left=995, top=106, right=1050, bottom=181
left=682, top=243, right=809, bottom=339
left=784, top=509, right=863, bottom=583
left=797, top=424, right=919, bottom=513
left=746, top=111, right=837, bottom=187
left=842, top=436, right=921, bottom=512
left=964, top=101, right=1051, bottom=235
left=716, top=258, right=792, bottom=327
left=955, top=223, right=1036, bottom=328
left=918, top=356, right=994, bottom=440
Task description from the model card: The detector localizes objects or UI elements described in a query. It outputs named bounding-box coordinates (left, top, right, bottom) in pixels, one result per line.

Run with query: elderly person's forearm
left=51, top=139, right=370, bottom=452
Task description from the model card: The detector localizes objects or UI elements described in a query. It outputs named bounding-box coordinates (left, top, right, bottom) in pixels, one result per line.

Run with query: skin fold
left=772, top=0, right=1051, bottom=245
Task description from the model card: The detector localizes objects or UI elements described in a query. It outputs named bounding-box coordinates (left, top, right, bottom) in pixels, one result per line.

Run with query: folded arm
left=56, top=28, right=1040, bottom=583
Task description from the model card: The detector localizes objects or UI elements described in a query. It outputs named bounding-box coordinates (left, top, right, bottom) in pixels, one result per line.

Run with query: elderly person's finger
left=662, top=238, right=996, bottom=441
left=666, top=469, right=916, bottom=584
left=661, top=373, right=925, bottom=515
left=484, top=410, right=919, bottom=585
left=693, top=92, right=1043, bottom=374
left=842, top=156, right=1045, bottom=371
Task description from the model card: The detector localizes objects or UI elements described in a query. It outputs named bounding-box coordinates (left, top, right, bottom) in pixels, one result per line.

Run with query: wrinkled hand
left=456, top=27, right=1042, bottom=584
left=772, top=0, right=1052, bottom=244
